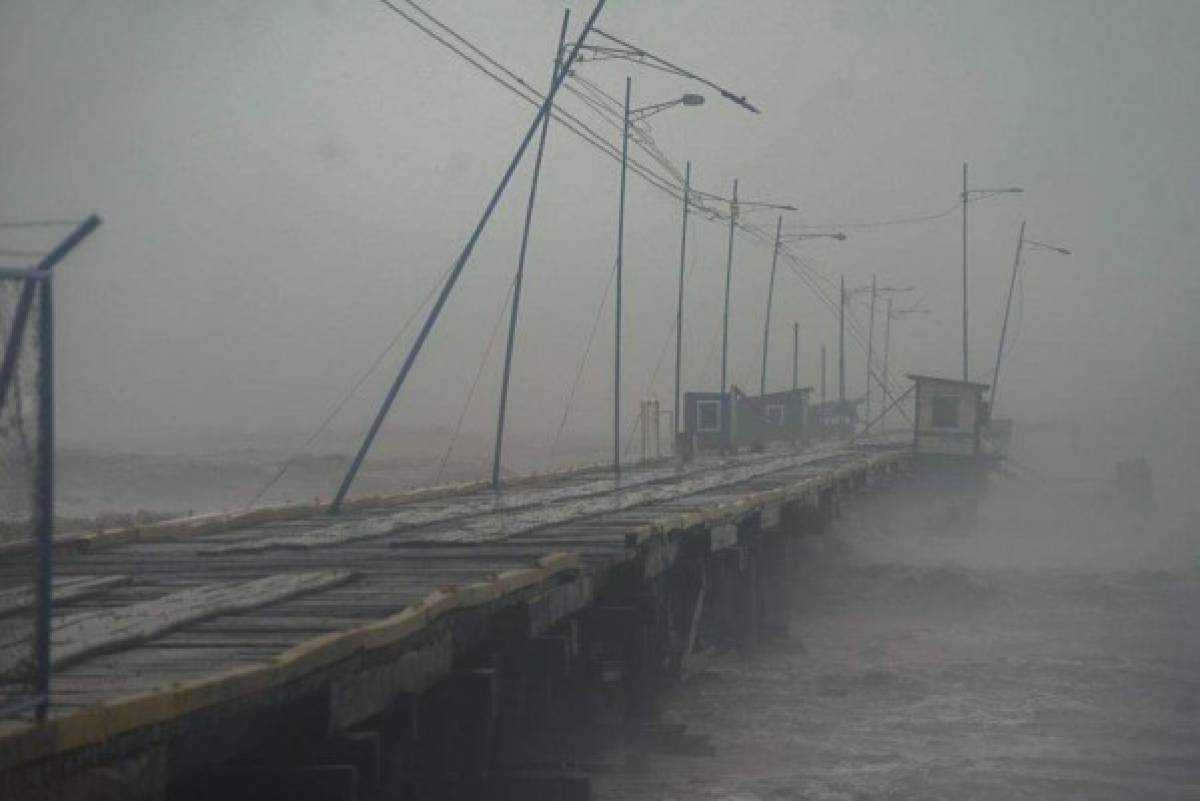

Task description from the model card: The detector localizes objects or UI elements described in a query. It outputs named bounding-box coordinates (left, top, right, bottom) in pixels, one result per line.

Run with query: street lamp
left=989, top=221, right=1069, bottom=414
left=961, top=162, right=1022, bottom=381
left=565, top=32, right=757, bottom=470
left=615, top=81, right=705, bottom=474
left=630, top=93, right=705, bottom=120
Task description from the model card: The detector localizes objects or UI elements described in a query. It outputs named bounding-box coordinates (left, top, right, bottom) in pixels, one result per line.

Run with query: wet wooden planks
left=0, top=444, right=901, bottom=733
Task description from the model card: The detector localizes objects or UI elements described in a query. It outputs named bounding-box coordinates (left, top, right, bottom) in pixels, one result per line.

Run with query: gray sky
left=2, top=0, right=1197, bottom=465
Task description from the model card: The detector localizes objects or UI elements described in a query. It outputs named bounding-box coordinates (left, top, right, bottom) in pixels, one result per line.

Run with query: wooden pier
left=0, top=441, right=908, bottom=800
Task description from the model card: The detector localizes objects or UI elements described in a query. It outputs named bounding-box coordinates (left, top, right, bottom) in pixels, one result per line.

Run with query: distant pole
left=820, top=345, right=827, bottom=404
left=615, top=75, right=631, bottom=476
left=329, top=1, right=607, bottom=513
left=673, top=160, right=691, bottom=439
left=990, top=220, right=1026, bottom=414
left=720, top=179, right=738, bottom=396
left=792, top=322, right=799, bottom=391
left=719, top=179, right=738, bottom=451
left=962, top=161, right=969, bottom=381
left=864, top=274, right=876, bottom=433
left=882, top=298, right=892, bottom=433
left=838, top=275, right=846, bottom=404
left=491, top=9, right=570, bottom=489
left=759, top=215, right=782, bottom=397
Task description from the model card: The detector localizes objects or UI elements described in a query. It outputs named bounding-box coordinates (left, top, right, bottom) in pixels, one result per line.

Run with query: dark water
left=596, top=480, right=1200, bottom=800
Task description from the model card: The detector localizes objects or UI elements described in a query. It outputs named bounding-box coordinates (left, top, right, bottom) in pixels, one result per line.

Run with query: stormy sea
left=596, top=446, right=1200, bottom=799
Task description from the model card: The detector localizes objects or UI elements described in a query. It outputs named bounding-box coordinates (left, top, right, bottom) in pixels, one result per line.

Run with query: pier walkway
left=0, top=440, right=906, bottom=799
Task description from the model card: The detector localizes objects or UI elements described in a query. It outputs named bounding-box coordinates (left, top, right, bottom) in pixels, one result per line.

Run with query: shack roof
left=905, top=373, right=990, bottom=391
left=759, top=386, right=813, bottom=399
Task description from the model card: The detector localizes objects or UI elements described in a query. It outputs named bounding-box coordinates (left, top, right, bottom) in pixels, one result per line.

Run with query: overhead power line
left=0, top=219, right=84, bottom=229
left=375, top=0, right=914, bottom=413
left=789, top=203, right=959, bottom=230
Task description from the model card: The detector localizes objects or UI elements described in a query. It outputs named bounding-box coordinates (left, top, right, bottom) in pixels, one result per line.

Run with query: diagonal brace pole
left=331, top=0, right=607, bottom=513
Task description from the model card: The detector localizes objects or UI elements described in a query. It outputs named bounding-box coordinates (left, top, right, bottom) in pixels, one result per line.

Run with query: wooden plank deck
left=0, top=441, right=906, bottom=781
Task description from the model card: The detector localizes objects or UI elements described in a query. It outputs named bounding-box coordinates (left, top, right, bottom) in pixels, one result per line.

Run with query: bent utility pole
left=990, top=220, right=1025, bottom=414
left=614, top=75, right=631, bottom=476
left=719, top=179, right=738, bottom=399
left=492, top=10, right=570, bottom=489
left=759, top=215, right=782, bottom=397
left=332, top=0, right=607, bottom=513
left=673, top=161, right=691, bottom=441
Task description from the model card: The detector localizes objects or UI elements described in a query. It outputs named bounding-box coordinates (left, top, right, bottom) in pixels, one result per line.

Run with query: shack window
left=931, top=395, right=960, bottom=428
left=765, top=404, right=785, bottom=426
left=697, top=400, right=722, bottom=432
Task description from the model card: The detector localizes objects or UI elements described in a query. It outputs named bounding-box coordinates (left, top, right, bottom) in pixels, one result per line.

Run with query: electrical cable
left=242, top=261, right=455, bottom=509
left=0, top=219, right=82, bottom=229
left=546, top=258, right=618, bottom=469
left=434, top=277, right=516, bottom=483
left=378, top=0, right=926, bottom=447
left=788, top=203, right=959, bottom=230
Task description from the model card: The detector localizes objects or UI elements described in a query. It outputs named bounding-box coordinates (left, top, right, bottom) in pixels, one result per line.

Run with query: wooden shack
left=682, top=391, right=731, bottom=451
left=907, top=374, right=989, bottom=457
left=732, top=385, right=811, bottom=447
left=808, top=398, right=860, bottom=441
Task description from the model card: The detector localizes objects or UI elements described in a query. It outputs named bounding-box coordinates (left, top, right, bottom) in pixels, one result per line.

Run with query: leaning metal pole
left=673, top=160, right=691, bottom=442
left=614, top=75, right=631, bottom=477
left=491, top=10, right=570, bottom=489
left=331, top=0, right=607, bottom=512
left=759, top=215, right=782, bottom=397
left=990, top=220, right=1025, bottom=414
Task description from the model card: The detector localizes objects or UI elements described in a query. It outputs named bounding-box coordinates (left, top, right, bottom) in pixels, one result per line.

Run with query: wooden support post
left=759, top=529, right=790, bottom=636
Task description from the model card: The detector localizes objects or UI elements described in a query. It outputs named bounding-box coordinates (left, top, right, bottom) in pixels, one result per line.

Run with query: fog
left=2, top=0, right=1199, bottom=505
left=3, top=4, right=1200, bottom=794
left=594, top=464, right=1200, bottom=798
